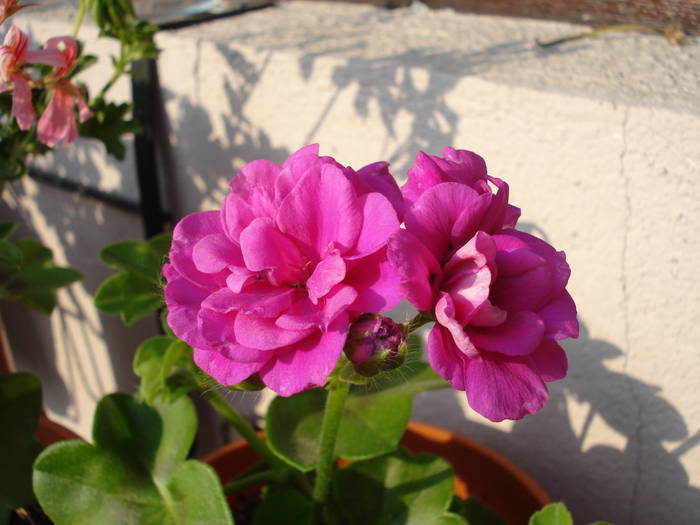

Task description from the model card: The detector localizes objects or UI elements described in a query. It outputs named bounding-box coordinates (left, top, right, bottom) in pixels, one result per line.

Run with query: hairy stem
left=224, top=469, right=275, bottom=495
left=313, top=379, right=350, bottom=505
left=203, top=389, right=287, bottom=475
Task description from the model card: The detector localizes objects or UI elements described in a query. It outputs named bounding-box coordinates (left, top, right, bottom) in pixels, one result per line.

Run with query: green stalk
left=312, top=379, right=350, bottom=505
left=94, top=57, right=127, bottom=105
left=203, top=389, right=287, bottom=476
left=72, top=0, right=90, bottom=38
left=224, top=469, right=275, bottom=495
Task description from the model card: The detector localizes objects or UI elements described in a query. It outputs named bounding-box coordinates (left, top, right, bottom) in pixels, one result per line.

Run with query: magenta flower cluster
left=165, top=145, right=578, bottom=421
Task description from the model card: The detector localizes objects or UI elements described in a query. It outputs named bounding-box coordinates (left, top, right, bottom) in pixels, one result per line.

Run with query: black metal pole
left=131, top=59, right=168, bottom=239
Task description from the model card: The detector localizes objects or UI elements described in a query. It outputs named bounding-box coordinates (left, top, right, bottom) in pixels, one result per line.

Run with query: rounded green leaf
left=100, top=241, right=162, bottom=279
left=529, top=503, right=574, bottom=525
left=94, top=272, right=162, bottom=324
left=333, top=450, right=455, bottom=525
left=266, top=385, right=412, bottom=471
left=251, top=485, right=313, bottom=525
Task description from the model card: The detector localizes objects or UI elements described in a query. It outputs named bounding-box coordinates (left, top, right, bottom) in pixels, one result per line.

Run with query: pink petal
left=349, top=192, right=400, bottom=258
left=194, top=347, right=265, bottom=386
left=192, top=233, right=245, bottom=273
left=235, top=313, right=315, bottom=350
left=465, top=353, right=549, bottom=422
left=229, top=159, right=280, bottom=217
left=427, top=325, right=466, bottom=390
left=276, top=163, right=362, bottom=258
left=539, top=291, right=579, bottom=340
left=490, top=264, right=555, bottom=313
left=164, top=264, right=210, bottom=347
left=404, top=182, right=484, bottom=258
left=239, top=217, right=305, bottom=286
left=345, top=247, right=402, bottom=313
left=221, top=192, right=256, bottom=244
left=170, top=211, right=227, bottom=288
left=435, top=292, right=478, bottom=357
left=529, top=339, right=568, bottom=382
left=276, top=284, right=357, bottom=330
left=202, top=282, right=298, bottom=318
left=356, top=161, right=404, bottom=220
left=467, top=311, right=545, bottom=356
left=307, top=251, right=346, bottom=304
left=386, top=230, right=441, bottom=311
left=402, top=151, right=444, bottom=208
left=37, top=87, right=77, bottom=147
left=198, top=309, right=279, bottom=363
left=11, top=73, right=34, bottom=130
left=259, top=312, right=349, bottom=396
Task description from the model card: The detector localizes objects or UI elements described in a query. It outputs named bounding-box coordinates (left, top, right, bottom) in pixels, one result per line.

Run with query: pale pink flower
left=165, top=146, right=403, bottom=396
left=0, top=1, right=36, bottom=24
left=0, top=26, right=63, bottom=130
left=389, top=148, right=578, bottom=422
left=37, top=36, right=92, bottom=147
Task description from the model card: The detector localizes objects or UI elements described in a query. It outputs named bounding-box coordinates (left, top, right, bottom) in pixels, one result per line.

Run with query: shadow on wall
left=296, top=39, right=581, bottom=173
left=414, top=319, right=700, bottom=525
left=0, top=181, right=157, bottom=429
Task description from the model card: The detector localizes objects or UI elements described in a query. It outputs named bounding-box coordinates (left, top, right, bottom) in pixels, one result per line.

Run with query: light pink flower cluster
left=0, top=23, right=91, bottom=146
left=165, top=145, right=578, bottom=420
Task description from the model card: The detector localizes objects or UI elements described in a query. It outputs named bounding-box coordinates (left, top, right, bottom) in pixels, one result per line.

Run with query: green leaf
left=9, top=267, right=83, bottom=291
left=15, top=290, right=56, bottom=314
left=0, top=221, right=18, bottom=240
left=94, top=272, right=162, bottom=324
left=251, top=485, right=313, bottom=525
left=266, top=384, right=412, bottom=471
left=167, top=460, right=233, bottom=524
left=0, top=373, right=43, bottom=512
left=134, top=336, right=198, bottom=402
left=100, top=241, right=162, bottom=279
left=0, top=240, right=22, bottom=265
left=529, top=503, right=574, bottom=525
left=14, top=239, right=53, bottom=267
left=451, top=497, right=506, bottom=525
left=79, top=101, right=140, bottom=161
left=33, top=393, right=232, bottom=525
left=333, top=449, right=455, bottom=525
left=434, top=514, right=469, bottom=525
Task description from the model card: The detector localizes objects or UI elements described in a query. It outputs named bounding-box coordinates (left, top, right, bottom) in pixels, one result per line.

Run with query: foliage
left=0, top=221, right=82, bottom=313
left=94, top=233, right=171, bottom=324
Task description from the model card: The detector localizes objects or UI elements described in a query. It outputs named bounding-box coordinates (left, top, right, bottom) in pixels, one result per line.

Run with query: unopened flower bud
left=344, top=314, right=407, bottom=377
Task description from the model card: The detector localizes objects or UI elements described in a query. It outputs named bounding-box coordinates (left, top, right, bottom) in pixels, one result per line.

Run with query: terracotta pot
left=203, top=421, right=549, bottom=525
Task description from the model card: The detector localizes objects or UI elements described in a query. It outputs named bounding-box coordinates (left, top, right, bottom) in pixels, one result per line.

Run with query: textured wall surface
left=2, top=2, right=699, bottom=524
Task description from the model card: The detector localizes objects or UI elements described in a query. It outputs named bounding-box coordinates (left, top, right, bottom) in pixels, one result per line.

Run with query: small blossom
left=0, top=26, right=64, bottom=130
left=344, top=314, right=407, bottom=377
left=37, top=36, right=92, bottom=147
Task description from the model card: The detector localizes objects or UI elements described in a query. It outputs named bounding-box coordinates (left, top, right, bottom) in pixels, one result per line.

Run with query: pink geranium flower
left=37, top=36, right=92, bottom=147
left=389, top=148, right=578, bottom=422
left=165, top=145, right=403, bottom=396
left=0, top=26, right=64, bottom=130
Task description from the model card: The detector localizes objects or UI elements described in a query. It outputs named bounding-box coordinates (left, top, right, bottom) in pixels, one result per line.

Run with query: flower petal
left=427, top=325, right=466, bottom=390
left=465, top=353, right=549, bottom=422
left=529, top=339, right=568, bottom=382
left=259, top=312, right=348, bottom=396
left=349, top=192, right=400, bottom=258
left=235, top=313, right=315, bottom=350
left=346, top=247, right=402, bottom=313
left=386, top=230, right=441, bottom=311
left=239, top=217, right=305, bottom=286
left=192, top=233, right=245, bottom=274
left=277, top=163, right=362, bottom=258
left=539, top=291, right=579, bottom=340
left=202, top=283, right=298, bottom=318
left=194, top=347, right=265, bottom=386
left=467, top=311, right=545, bottom=356
left=307, top=251, right=346, bottom=304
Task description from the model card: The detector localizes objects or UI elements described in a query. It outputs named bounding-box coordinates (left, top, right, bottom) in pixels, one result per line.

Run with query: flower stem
left=203, top=389, right=287, bottom=475
left=72, top=0, right=89, bottom=38
left=313, top=379, right=350, bottom=505
left=94, top=58, right=126, bottom=105
left=403, top=310, right=435, bottom=335
left=224, top=469, right=275, bottom=495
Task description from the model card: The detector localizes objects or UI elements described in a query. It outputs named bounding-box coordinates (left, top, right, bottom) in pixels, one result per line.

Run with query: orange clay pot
left=203, top=421, right=550, bottom=525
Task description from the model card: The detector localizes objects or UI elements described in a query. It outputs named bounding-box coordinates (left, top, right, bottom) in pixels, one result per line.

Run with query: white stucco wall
left=2, top=2, right=699, bottom=524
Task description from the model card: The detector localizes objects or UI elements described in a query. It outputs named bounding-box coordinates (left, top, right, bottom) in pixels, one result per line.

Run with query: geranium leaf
left=333, top=449, right=455, bottom=525
left=529, top=503, right=574, bottom=525
left=266, top=384, right=412, bottom=471
left=33, top=393, right=232, bottom=525
left=251, top=485, right=313, bottom=525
